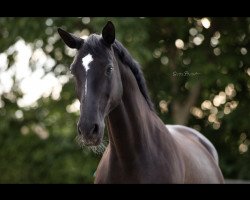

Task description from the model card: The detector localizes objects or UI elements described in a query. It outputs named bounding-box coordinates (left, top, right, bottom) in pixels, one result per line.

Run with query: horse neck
left=106, top=59, right=158, bottom=165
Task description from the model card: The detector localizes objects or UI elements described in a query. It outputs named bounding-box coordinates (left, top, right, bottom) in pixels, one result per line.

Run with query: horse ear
left=102, top=21, right=115, bottom=45
left=57, top=28, right=84, bottom=49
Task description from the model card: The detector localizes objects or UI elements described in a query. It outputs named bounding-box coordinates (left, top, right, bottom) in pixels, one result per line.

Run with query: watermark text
left=173, top=71, right=201, bottom=77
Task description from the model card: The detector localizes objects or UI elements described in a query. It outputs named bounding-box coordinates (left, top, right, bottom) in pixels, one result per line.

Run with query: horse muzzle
left=77, top=120, right=104, bottom=146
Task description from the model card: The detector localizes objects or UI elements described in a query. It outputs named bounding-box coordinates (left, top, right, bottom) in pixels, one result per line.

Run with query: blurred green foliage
left=0, top=17, right=250, bottom=183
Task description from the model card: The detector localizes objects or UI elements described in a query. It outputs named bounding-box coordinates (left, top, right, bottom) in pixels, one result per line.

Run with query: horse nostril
left=91, top=124, right=99, bottom=134
left=78, top=123, right=99, bottom=135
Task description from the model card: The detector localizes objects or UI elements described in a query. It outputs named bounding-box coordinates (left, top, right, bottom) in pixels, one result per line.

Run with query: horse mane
left=113, top=40, right=155, bottom=112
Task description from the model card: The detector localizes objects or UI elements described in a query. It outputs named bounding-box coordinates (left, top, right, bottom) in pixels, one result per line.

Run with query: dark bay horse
left=58, top=21, right=224, bottom=183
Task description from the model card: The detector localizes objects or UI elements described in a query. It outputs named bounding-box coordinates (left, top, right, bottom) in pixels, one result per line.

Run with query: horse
left=58, top=21, right=224, bottom=183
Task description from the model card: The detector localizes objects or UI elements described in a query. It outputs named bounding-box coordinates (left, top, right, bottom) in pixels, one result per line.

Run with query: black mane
left=113, top=40, right=155, bottom=112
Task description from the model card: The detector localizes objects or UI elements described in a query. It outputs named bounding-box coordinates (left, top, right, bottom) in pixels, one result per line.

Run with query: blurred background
left=0, top=17, right=249, bottom=183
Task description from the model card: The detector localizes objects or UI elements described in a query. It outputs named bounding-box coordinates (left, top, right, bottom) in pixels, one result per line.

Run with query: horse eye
left=105, top=65, right=114, bottom=76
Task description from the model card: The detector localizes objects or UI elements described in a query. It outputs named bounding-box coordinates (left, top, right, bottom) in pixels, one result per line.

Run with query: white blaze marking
left=82, top=54, right=93, bottom=95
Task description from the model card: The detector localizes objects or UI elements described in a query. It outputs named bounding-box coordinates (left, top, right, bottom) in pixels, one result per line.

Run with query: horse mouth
left=84, top=138, right=101, bottom=146
left=75, top=134, right=106, bottom=154
left=75, top=134, right=102, bottom=147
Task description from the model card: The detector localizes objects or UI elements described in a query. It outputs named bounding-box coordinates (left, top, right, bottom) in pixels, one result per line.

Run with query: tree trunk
left=172, top=82, right=201, bottom=125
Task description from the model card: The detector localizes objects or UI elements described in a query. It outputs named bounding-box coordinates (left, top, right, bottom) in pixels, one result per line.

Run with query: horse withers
left=58, top=21, right=224, bottom=183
